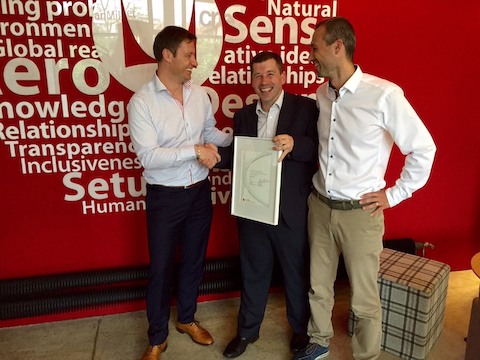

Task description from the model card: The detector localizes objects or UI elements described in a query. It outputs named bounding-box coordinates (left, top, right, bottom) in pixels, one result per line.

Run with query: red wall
left=1, top=0, right=479, bottom=325
left=343, top=0, right=480, bottom=266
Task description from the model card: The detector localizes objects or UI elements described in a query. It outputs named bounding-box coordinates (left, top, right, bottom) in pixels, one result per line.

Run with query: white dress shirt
left=312, top=66, right=436, bottom=207
left=127, top=75, right=232, bottom=186
left=256, top=91, right=284, bottom=138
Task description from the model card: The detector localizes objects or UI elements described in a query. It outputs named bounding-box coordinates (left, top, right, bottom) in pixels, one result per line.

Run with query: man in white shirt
left=128, top=26, right=232, bottom=360
left=293, top=17, right=436, bottom=360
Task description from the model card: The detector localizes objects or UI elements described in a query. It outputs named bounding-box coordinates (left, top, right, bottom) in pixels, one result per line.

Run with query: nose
left=192, top=56, right=198, bottom=68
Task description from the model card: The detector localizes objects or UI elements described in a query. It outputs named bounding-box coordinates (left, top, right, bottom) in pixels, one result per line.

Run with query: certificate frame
left=231, top=136, right=282, bottom=225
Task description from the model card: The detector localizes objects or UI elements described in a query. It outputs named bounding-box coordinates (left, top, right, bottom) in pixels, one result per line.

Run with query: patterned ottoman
left=348, top=248, right=450, bottom=360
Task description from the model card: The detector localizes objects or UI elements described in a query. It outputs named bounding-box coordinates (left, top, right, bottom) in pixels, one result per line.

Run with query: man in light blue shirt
left=128, top=26, right=232, bottom=360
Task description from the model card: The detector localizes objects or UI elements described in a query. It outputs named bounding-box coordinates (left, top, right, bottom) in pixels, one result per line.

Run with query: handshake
left=195, top=144, right=221, bottom=169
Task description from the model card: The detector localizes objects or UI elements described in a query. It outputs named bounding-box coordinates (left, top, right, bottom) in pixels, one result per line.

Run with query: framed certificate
left=231, top=136, right=282, bottom=225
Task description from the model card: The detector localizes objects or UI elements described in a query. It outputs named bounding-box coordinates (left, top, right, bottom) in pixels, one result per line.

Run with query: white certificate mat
left=231, top=136, right=282, bottom=225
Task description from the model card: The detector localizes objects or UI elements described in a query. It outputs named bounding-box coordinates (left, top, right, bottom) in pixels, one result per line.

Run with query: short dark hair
left=153, top=26, right=196, bottom=62
left=250, top=51, right=284, bottom=73
left=316, top=17, right=356, bottom=62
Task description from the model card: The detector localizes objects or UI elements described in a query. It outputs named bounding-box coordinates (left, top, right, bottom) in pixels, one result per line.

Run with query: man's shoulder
left=286, top=92, right=316, bottom=104
left=130, top=78, right=155, bottom=101
left=235, top=101, right=257, bottom=116
left=361, top=73, right=402, bottom=93
left=284, top=92, right=317, bottom=112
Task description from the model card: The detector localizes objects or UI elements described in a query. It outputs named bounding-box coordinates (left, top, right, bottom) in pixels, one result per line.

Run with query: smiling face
left=251, top=58, right=286, bottom=112
left=309, top=25, right=336, bottom=78
left=170, top=39, right=198, bottom=83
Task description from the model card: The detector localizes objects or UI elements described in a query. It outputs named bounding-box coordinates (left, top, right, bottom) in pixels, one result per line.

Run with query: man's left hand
left=272, top=134, right=294, bottom=162
left=359, top=189, right=390, bottom=217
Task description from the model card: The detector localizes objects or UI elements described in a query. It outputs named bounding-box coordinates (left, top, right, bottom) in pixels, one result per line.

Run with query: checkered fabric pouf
left=348, top=248, right=450, bottom=360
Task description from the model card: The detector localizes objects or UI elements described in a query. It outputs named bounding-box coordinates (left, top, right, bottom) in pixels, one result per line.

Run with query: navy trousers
left=236, top=217, right=310, bottom=339
left=145, top=179, right=212, bottom=345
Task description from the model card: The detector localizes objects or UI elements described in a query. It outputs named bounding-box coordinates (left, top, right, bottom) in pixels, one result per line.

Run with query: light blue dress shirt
left=128, top=75, right=232, bottom=186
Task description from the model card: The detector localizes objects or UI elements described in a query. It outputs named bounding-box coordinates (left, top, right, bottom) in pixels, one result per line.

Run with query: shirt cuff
left=180, top=146, right=197, bottom=161
left=385, top=186, right=410, bottom=208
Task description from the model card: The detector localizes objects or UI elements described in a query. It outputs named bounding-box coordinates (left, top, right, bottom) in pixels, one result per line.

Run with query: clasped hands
left=197, top=133, right=293, bottom=169
left=196, top=144, right=221, bottom=169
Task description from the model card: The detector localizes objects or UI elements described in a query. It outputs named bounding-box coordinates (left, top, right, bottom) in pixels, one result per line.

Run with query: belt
left=149, top=178, right=207, bottom=190
left=312, top=188, right=364, bottom=210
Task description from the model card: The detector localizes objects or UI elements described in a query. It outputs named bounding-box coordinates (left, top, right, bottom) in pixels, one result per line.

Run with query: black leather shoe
left=223, top=335, right=259, bottom=358
left=290, top=333, right=310, bottom=353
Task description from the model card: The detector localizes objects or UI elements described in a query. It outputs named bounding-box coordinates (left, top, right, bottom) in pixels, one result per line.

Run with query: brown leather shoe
left=176, top=320, right=214, bottom=345
left=140, top=341, right=167, bottom=360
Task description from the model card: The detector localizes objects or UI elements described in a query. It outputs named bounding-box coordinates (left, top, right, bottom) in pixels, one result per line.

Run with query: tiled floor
left=0, top=270, right=478, bottom=360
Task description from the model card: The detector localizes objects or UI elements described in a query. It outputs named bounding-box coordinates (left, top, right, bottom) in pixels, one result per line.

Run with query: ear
left=162, top=48, right=174, bottom=63
left=334, top=39, right=343, bottom=55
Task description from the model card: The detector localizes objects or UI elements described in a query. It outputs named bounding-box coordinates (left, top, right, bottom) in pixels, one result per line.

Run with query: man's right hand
left=196, top=144, right=221, bottom=169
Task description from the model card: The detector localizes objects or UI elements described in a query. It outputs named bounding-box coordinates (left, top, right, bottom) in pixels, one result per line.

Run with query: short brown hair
left=316, top=17, right=356, bottom=62
left=250, top=51, right=284, bottom=73
left=153, top=26, right=196, bottom=62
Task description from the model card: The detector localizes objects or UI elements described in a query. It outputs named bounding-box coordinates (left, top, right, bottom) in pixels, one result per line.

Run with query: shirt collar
left=327, top=65, right=363, bottom=98
left=153, top=74, right=193, bottom=95
left=343, top=65, right=362, bottom=94
left=153, top=74, right=166, bottom=92
left=256, top=90, right=285, bottom=115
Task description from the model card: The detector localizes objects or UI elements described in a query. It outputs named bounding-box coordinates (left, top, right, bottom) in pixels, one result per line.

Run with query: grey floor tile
left=0, top=317, right=98, bottom=360
left=94, top=311, right=148, bottom=360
